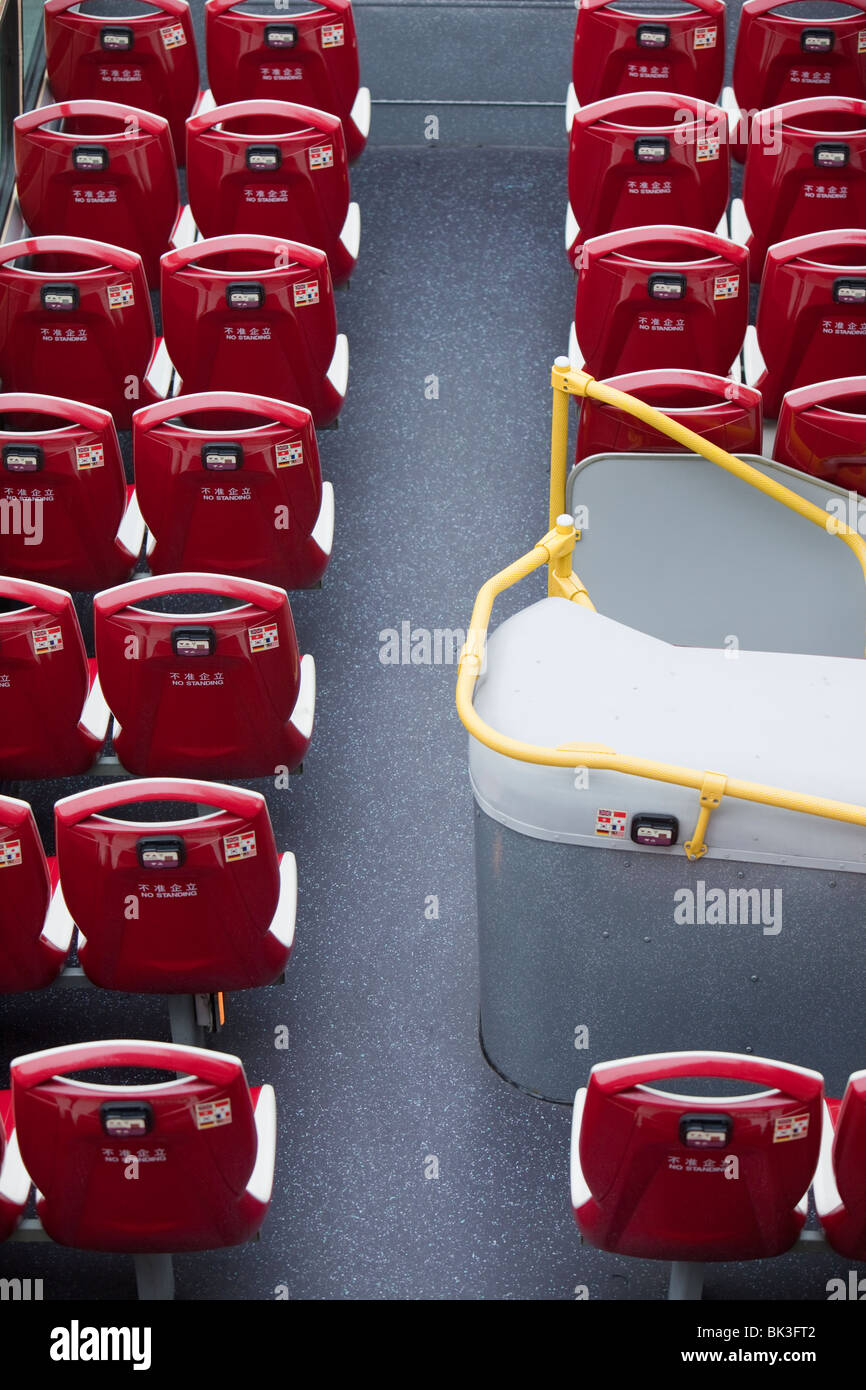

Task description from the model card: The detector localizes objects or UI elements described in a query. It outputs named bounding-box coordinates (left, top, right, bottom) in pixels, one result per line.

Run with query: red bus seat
left=571, top=225, right=749, bottom=379
left=205, top=0, right=370, bottom=160
left=55, top=778, right=296, bottom=993
left=0, top=577, right=110, bottom=779
left=745, top=228, right=866, bottom=414
left=774, top=376, right=866, bottom=490
left=14, top=100, right=182, bottom=288
left=731, top=97, right=866, bottom=277
left=568, top=0, right=725, bottom=125
left=0, top=393, right=144, bottom=590
left=0, top=1093, right=30, bottom=1242
left=0, top=794, right=73, bottom=993
left=571, top=1050, right=823, bottom=1261
left=160, top=234, right=348, bottom=427
left=575, top=369, right=763, bottom=462
left=814, top=1069, right=866, bottom=1259
left=732, top=0, right=866, bottom=117
left=10, top=1039, right=276, bottom=1252
left=93, top=572, right=315, bottom=778
left=44, top=0, right=201, bottom=163
left=186, top=99, right=359, bottom=285
left=566, top=92, right=729, bottom=269
left=133, top=391, right=333, bottom=588
left=0, top=236, right=164, bottom=429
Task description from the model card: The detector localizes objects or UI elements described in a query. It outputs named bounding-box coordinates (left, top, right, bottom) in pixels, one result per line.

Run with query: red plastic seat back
left=133, top=392, right=326, bottom=588
left=56, top=779, right=283, bottom=992
left=572, top=0, right=725, bottom=105
left=575, top=225, right=749, bottom=378
left=186, top=100, right=354, bottom=284
left=575, top=1051, right=823, bottom=1260
left=0, top=577, right=100, bottom=779
left=0, top=237, right=155, bottom=429
left=0, top=393, right=131, bottom=591
left=743, top=97, right=866, bottom=273
left=161, top=235, right=341, bottom=426
left=15, top=101, right=179, bottom=288
left=755, top=229, right=866, bottom=414
left=94, top=572, right=303, bottom=778
left=568, top=93, right=729, bottom=260
left=205, top=0, right=364, bottom=155
left=11, top=1040, right=264, bottom=1251
left=0, top=795, right=54, bottom=993
left=44, top=0, right=199, bottom=162
left=825, top=1071, right=866, bottom=1252
left=576, top=370, right=763, bottom=461
left=733, top=0, right=866, bottom=114
left=774, top=376, right=866, bottom=489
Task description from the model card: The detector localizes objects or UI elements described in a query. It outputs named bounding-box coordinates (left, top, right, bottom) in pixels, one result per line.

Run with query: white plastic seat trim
left=170, top=204, right=199, bottom=250
left=721, top=86, right=741, bottom=142
left=729, top=197, right=752, bottom=249
left=192, top=89, right=217, bottom=117
left=813, top=1097, right=845, bottom=1220
left=570, top=1086, right=592, bottom=1212
left=79, top=672, right=112, bottom=744
left=566, top=202, right=579, bottom=256
left=115, top=488, right=146, bottom=560
left=311, top=480, right=335, bottom=557
left=145, top=338, right=176, bottom=401
left=350, top=86, right=371, bottom=140
left=339, top=201, right=361, bottom=261
left=41, top=879, right=76, bottom=954
left=268, top=853, right=297, bottom=950
left=326, top=333, right=349, bottom=398
left=743, top=323, right=766, bottom=389
left=0, top=1129, right=32, bottom=1212
left=246, top=1083, right=277, bottom=1205
left=565, top=82, right=579, bottom=133
left=288, top=653, right=315, bottom=741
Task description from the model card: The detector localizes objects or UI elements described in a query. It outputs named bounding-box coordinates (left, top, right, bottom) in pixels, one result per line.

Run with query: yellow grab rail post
left=455, top=361, right=866, bottom=860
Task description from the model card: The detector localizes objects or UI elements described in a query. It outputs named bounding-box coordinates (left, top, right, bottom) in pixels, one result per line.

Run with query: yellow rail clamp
left=684, top=771, right=729, bottom=862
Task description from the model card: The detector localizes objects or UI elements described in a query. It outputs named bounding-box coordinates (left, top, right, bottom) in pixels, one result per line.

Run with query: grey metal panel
left=565, top=452, right=866, bottom=658
left=476, top=806, right=866, bottom=1103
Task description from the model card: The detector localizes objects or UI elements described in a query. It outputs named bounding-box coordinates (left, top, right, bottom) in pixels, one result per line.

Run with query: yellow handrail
left=457, top=363, right=866, bottom=859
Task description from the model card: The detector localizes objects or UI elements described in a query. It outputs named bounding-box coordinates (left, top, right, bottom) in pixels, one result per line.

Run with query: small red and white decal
left=859, top=29, right=866, bottom=51
left=773, top=1113, right=810, bottom=1143
left=321, top=22, right=344, bottom=47
left=160, top=21, right=186, bottom=48
left=293, top=279, right=320, bottom=307
left=107, top=281, right=135, bottom=310
left=696, top=137, right=720, bottom=162
left=694, top=25, right=717, bottom=48
left=0, top=840, right=22, bottom=868
left=32, top=625, right=63, bottom=654
left=595, top=808, right=626, bottom=839
left=194, top=1098, right=232, bottom=1130
left=276, top=441, right=303, bottom=468
left=76, top=442, right=105, bottom=470
left=224, top=830, right=257, bottom=863
left=714, top=273, right=739, bottom=300
left=309, top=144, right=334, bottom=170
left=249, top=622, right=280, bottom=653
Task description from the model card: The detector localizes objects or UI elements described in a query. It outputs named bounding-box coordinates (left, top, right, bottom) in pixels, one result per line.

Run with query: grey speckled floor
left=1, top=0, right=862, bottom=1302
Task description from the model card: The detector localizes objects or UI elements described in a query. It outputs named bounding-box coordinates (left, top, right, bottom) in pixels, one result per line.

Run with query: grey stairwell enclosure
left=468, top=454, right=866, bottom=1103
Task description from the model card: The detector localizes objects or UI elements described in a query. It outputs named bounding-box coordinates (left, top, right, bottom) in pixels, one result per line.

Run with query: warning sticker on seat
left=0, top=840, right=22, bottom=867
left=293, top=280, right=320, bottom=307
left=859, top=29, right=866, bottom=51
left=322, top=23, right=344, bottom=47
left=276, top=441, right=303, bottom=468
left=32, top=625, right=63, bottom=654
left=694, top=26, right=717, bottom=48
left=249, top=622, right=280, bottom=653
left=773, top=1113, right=810, bottom=1143
left=696, top=137, right=720, bottom=162
left=224, top=830, right=257, bottom=863
left=309, top=145, right=334, bottom=170
left=76, top=443, right=105, bottom=470
left=595, top=809, right=626, bottom=838
left=194, top=1098, right=232, bottom=1130
left=160, top=22, right=186, bottom=48
left=107, top=282, right=135, bottom=310
left=714, top=274, right=739, bottom=300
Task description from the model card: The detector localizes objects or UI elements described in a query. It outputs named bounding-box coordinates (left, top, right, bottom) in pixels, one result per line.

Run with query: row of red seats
left=14, top=96, right=359, bottom=289
left=1, top=781, right=295, bottom=994
left=0, top=1040, right=275, bottom=1260
left=45, top=0, right=370, bottom=162
left=567, top=92, right=866, bottom=277
left=574, top=368, right=866, bottom=493
left=570, top=0, right=866, bottom=133
left=0, top=573, right=315, bottom=780
left=0, top=391, right=333, bottom=591
left=572, top=1051, right=866, bottom=1269
left=569, top=226, right=866, bottom=416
